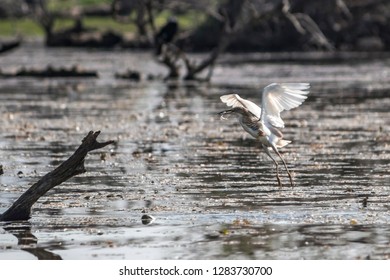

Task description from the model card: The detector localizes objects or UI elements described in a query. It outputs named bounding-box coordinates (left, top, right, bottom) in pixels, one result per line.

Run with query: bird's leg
left=262, top=145, right=282, bottom=187
left=270, top=145, right=294, bottom=187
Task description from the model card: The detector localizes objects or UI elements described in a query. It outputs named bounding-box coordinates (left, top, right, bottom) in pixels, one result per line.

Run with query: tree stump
left=0, top=131, right=115, bottom=222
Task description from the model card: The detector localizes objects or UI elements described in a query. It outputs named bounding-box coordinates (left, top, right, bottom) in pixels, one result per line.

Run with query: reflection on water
left=2, top=222, right=61, bottom=260
left=2, top=220, right=389, bottom=260
left=0, top=46, right=390, bottom=259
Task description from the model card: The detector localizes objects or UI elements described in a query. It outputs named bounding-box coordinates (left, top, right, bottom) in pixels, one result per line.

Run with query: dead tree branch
left=183, top=20, right=232, bottom=80
left=282, top=0, right=334, bottom=50
left=157, top=0, right=246, bottom=81
left=0, top=131, right=115, bottom=222
left=184, top=0, right=246, bottom=80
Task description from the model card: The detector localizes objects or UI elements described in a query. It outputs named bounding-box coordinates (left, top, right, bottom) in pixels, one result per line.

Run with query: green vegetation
left=0, top=0, right=205, bottom=37
left=0, top=16, right=204, bottom=38
left=82, top=17, right=137, bottom=33
left=159, top=10, right=206, bottom=30
left=0, top=19, right=43, bottom=37
left=47, top=0, right=112, bottom=11
left=52, top=17, right=137, bottom=34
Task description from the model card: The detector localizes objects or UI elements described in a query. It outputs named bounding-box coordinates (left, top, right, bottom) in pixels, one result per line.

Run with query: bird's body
left=219, top=83, right=310, bottom=186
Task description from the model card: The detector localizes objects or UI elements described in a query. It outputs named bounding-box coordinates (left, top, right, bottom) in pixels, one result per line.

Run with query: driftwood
left=0, top=131, right=115, bottom=222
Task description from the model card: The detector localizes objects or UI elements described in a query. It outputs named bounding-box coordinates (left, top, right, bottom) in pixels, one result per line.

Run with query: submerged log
left=0, top=40, right=20, bottom=54
left=115, top=69, right=142, bottom=81
left=0, top=131, right=115, bottom=222
left=47, top=29, right=123, bottom=48
left=0, top=65, right=98, bottom=78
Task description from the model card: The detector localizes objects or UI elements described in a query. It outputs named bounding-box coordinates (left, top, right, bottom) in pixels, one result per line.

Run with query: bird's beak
left=218, top=109, right=233, bottom=120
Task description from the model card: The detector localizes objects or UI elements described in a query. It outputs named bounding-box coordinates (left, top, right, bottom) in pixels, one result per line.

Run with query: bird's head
left=218, top=107, right=247, bottom=120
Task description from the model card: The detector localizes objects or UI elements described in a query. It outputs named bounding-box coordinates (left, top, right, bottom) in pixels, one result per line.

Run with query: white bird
left=219, top=83, right=310, bottom=186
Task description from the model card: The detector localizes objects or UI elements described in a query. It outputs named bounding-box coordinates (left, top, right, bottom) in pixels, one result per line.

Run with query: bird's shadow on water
left=1, top=221, right=62, bottom=260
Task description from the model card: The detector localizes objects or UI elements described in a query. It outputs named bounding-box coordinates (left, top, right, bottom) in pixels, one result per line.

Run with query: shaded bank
left=2, top=1, right=389, bottom=52
left=183, top=0, right=390, bottom=52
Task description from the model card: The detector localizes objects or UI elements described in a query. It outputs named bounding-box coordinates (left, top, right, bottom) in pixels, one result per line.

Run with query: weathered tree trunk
left=0, top=131, right=115, bottom=222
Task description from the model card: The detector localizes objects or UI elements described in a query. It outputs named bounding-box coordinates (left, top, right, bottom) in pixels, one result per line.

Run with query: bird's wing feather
left=220, top=94, right=261, bottom=118
left=261, top=83, right=310, bottom=128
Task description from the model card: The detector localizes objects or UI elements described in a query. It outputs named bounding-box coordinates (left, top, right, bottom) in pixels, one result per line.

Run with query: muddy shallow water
left=0, top=45, right=389, bottom=259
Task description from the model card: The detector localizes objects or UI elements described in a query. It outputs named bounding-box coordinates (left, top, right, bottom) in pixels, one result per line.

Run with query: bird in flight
left=219, top=83, right=310, bottom=187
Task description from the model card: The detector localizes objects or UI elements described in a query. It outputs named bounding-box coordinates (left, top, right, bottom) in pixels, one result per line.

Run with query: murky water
left=0, top=44, right=389, bottom=259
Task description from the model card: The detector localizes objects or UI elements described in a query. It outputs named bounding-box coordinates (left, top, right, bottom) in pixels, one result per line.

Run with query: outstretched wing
left=220, top=94, right=261, bottom=118
left=261, top=83, right=310, bottom=128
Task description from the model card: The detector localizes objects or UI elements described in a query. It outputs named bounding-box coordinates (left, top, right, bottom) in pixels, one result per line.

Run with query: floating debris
left=232, top=218, right=252, bottom=226
left=0, top=165, right=3, bottom=175
left=141, top=214, right=155, bottom=225
left=115, top=69, right=141, bottom=81
left=219, top=228, right=230, bottom=235
left=204, top=232, right=220, bottom=240
left=362, top=197, right=368, bottom=208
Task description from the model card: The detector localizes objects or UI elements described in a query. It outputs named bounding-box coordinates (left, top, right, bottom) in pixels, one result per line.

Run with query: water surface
left=0, top=45, right=389, bottom=259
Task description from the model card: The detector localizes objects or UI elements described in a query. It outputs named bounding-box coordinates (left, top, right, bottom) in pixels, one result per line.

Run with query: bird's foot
left=288, top=172, right=294, bottom=187
left=276, top=175, right=282, bottom=187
